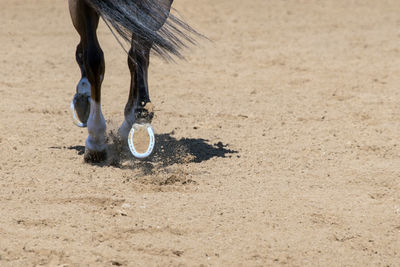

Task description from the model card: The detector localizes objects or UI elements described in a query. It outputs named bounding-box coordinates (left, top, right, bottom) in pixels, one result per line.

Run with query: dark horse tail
left=84, top=0, right=199, bottom=59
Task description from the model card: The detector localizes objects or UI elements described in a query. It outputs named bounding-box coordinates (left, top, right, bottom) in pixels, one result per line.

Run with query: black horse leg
left=119, top=37, right=153, bottom=140
left=119, top=0, right=173, bottom=140
left=69, top=0, right=107, bottom=162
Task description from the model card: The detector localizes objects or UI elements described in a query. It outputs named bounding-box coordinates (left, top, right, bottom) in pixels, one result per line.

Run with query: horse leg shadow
left=61, top=132, right=238, bottom=170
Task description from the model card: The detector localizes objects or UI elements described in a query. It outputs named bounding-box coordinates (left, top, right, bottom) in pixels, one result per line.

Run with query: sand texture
left=0, top=0, right=399, bottom=266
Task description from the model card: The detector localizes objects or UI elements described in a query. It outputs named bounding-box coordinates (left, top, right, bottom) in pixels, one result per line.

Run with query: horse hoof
left=71, top=94, right=90, bottom=128
left=71, top=78, right=91, bottom=127
left=84, top=149, right=107, bottom=163
left=128, top=123, right=155, bottom=159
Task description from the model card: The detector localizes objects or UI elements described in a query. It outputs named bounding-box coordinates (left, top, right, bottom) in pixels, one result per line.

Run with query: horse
left=68, top=0, right=197, bottom=163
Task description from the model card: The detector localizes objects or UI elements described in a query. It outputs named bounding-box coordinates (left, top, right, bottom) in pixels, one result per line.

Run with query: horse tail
left=84, top=0, right=199, bottom=60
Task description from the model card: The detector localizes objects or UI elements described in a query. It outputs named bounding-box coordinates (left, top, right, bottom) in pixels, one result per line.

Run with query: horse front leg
left=83, top=17, right=107, bottom=163
left=69, top=0, right=107, bottom=163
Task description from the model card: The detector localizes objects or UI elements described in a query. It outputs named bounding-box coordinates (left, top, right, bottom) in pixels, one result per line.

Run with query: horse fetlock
left=85, top=100, right=107, bottom=152
left=86, top=120, right=106, bottom=149
left=85, top=121, right=107, bottom=162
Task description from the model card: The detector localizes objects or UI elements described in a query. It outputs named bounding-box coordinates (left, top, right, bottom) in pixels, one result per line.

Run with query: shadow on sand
left=60, top=132, right=238, bottom=173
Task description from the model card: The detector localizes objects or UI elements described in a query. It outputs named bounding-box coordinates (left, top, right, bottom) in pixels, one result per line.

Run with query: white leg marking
left=118, top=104, right=137, bottom=141
left=86, top=99, right=107, bottom=152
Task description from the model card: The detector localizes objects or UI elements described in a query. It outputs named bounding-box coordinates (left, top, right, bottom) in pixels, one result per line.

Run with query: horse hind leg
left=118, top=0, right=173, bottom=140
left=69, top=0, right=107, bottom=162
left=118, top=37, right=153, bottom=141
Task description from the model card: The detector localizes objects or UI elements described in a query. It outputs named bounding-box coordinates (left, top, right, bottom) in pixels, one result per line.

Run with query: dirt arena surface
left=1, top=0, right=400, bottom=266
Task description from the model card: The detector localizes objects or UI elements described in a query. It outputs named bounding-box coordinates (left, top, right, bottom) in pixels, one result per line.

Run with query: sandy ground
left=1, top=0, right=400, bottom=266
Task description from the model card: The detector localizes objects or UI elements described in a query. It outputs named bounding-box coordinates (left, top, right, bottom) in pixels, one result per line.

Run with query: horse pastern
left=135, top=102, right=155, bottom=123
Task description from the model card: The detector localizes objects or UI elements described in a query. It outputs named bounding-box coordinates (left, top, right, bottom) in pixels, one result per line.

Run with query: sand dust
left=1, top=0, right=400, bottom=266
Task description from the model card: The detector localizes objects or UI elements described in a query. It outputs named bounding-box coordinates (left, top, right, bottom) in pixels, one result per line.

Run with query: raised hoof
left=71, top=78, right=91, bottom=127
left=128, top=123, right=155, bottom=159
left=72, top=93, right=90, bottom=126
left=84, top=149, right=107, bottom=163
